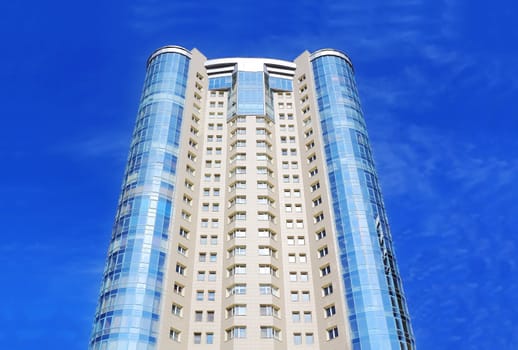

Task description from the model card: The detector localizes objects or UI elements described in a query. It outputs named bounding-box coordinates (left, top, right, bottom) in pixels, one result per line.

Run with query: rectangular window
left=321, top=265, right=331, bottom=276
left=318, top=246, right=329, bottom=258
left=194, top=332, right=202, bottom=344
left=195, top=310, right=203, bottom=322
left=325, top=304, right=337, bottom=317
left=171, top=303, right=182, bottom=316
left=327, top=327, right=339, bottom=340
left=170, top=328, right=181, bottom=342
left=322, top=284, right=334, bottom=296
left=206, top=332, right=214, bottom=344
left=226, top=326, right=247, bottom=340
left=173, top=283, right=184, bottom=295
left=176, top=263, right=186, bottom=275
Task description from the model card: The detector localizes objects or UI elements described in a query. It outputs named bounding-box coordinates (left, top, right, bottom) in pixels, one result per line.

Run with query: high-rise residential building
left=90, top=45, right=415, bottom=350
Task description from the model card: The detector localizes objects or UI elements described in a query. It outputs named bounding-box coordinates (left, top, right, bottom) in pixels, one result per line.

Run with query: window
left=260, top=304, right=279, bottom=317
left=260, top=326, right=280, bottom=339
left=228, top=246, right=246, bottom=257
left=327, top=326, right=339, bottom=340
left=322, top=284, right=334, bottom=296
left=318, top=246, right=329, bottom=258
left=258, top=228, right=276, bottom=239
left=306, top=333, right=314, bottom=345
left=177, top=245, right=187, bottom=256
left=259, top=283, right=279, bottom=297
left=195, top=310, right=203, bottom=322
left=258, top=246, right=276, bottom=257
left=227, top=304, right=247, bottom=317
left=170, top=328, right=181, bottom=342
left=194, top=332, right=202, bottom=344
left=292, top=311, right=301, bottom=322
left=176, top=263, right=186, bottom=275
left=171, top=303, right=182, bottom=316
left=179, top=227, right=189, bottom=238
left=210, top=253, right=217, bottom=262
left=299, top=254, right=307, bottom=263
left=297, top=236, right=305, bottom=245
left=229, top=228, right=246, bottom=239
left=325, top=304, right=337, bottom=317
left=207, top=311, right=215, bottom=322
left=309, top=168, right=319, bottom=177
left=197, top=271, right=205, bottom=281
left=208, top=290, right=215, bottom=301
left=300, top=272, right=309, bottom=281
left=310, top=182, right=320, bottom=192
left=173, top=282, right=184, bottom=295
left=301, top=291, right=310, bottom=301
left=289, top=272, right=297, bottom=281
left=314, top=213, right=324, bottom=223
left=199, top=253, right=206, bottom=262
left=288, top=254, right=296, bottom=263
left=291, top=291, right=299, bottom=301
left=259, top=264, right=278, bottom=276
left=203, top=188, right=210, bottom=196
left=196, top=290, right=204, bottom=301
left=313, top=197, right=322, bottom=207
left=226, top=326, right=247, bottom=339
left=321, top=265, right=331, bottom=276
left=228, top=264, right=247, bottom=276
left=294, top=333, right=302, bottom=345
left=316, top=229, right=327, bottom=240
left=304, top=311, right=312, bottom=322
left=208, top=271, right=216, bottom=281
left=206, top=333, right=214, bottom=344
left=227, top=283, right=247, bottom=296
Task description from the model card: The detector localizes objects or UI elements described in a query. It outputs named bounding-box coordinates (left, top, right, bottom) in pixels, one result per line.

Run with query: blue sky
left=1, top=0, right=517, bottom=348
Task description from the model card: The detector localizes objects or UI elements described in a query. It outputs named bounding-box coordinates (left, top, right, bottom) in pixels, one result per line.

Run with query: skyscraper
left=90, top=46, right=415, bottom=350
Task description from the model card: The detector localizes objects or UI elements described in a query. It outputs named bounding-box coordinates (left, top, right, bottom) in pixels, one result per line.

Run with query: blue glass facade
left=269, top=76, right=293, bottom=91
left=209, top=75, right=232, bottom=90
left=235, top=71, right=266, bottom=115
left=90, top=50, right=190, bottom=350
left=311, top=53, right=415, bottom=350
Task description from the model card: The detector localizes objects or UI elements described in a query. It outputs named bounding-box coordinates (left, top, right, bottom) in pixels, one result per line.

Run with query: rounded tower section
left=90, top=47, right=191, bottom=350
